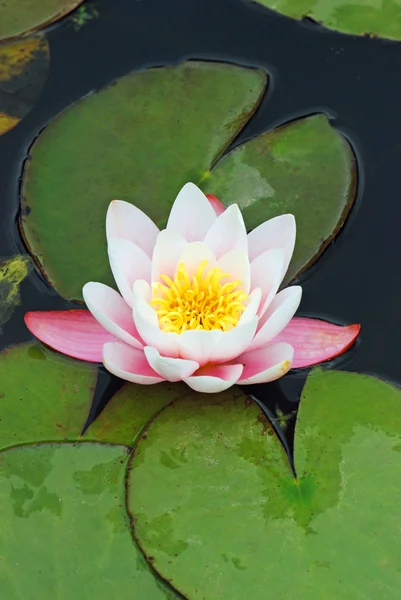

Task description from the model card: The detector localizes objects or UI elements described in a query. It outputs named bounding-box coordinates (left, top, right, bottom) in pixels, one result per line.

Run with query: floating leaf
left=0, top=342, right=97, bottom=451
left=21, top=61, right=267, bottom=300
left=0, top=443, right=178, bottom=599
left=0, top=35, right=49, bottom=135
left=0, top=256, right=31, bottom=328
left=85, top=380, right=190, bottom=447
left=252, top=0, right=401, bottom=41
left=0, top=0, right=83, bottom=41
left=203, top=115, right=355, bottom=283
left=128, top=370, right=401, bottom=599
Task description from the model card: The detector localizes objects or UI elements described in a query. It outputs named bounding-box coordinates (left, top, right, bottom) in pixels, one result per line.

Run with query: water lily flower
left=25, top=183, right=360, bottom=393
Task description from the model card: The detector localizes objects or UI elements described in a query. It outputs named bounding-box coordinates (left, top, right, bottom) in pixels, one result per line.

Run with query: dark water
left=1, top=0, right=401, bottom=438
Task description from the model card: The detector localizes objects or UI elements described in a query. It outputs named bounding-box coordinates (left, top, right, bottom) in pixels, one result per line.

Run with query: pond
left=0, top=0, right=401, bottom=598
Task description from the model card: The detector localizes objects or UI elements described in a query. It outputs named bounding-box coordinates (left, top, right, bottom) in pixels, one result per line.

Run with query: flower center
left=151, top=260, right=248, bottom=334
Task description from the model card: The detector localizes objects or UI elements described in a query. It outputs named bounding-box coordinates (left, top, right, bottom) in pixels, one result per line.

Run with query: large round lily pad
left=0, top=443, right=177, bottom=599
left=128, top=369, right=401, bottom=599
left=0, top=0, right=83, bottom=41
left=21, top=61, right=267, bottom=300
left=252, top=0, right=401, bottom=41
left=203, top=114, right=355, bottom=283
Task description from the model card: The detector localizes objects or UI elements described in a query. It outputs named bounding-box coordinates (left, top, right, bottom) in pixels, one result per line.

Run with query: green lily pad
left=0, top=443, right=177, bottom=599
left=253, top=0, right=401, bottom=41
left=0, top=256, right=31, bottom=328
left=21, top=61, right=267, bottom=301
left=128, top=369, right=401, bottom=599
left=0, top=0, right=83, bottom=42
left=0, top=342, right=97, bottom=451
left=85, top=380, right=190, bottom=447
left=202, top=114, right=355, bottom=283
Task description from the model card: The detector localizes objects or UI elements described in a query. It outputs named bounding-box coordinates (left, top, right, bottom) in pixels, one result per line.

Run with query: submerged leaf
left=0, top=255, right=31, bottom=328
left=0, top=35, right=49, bottom=134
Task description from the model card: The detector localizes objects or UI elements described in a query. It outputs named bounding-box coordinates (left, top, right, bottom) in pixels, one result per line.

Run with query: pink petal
left=144, top=346, right=199, bottom=381
left=167, top=183, right=217, bottom=242
left=276, top=318, right=360, bottom=368
left=206, top=194, right=225, bottom=216
left=203, top=204, right=248, bottom=258
left=239, top=342, right=294, bottom=384
left=108, top=238, right=151, bottom=308
left=24, top=310, right=115, bottom=362
left=106, top=199, right=159, bottom=257
left=249, top=286, right=302, bottom=351
left=250, top=248, right=286, bottom=317
left=151, top=229, right=186, bottom=282
left=247, top=214, right=296, bottom=273
left=102, top=342, right=163, bottom=384
left=184, top=363, right=244, bottom=393
left=82, top=282, right=143, bottom=350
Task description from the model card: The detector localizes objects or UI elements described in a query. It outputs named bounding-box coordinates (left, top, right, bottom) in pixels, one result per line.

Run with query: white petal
left=167, top=182, right=217, bottom=242
left=210, top=318, right=258, bottom=364
left=250, top=248, right=286, bottom=317
left=103, top=342, right=163, bottom=384
left=178, top=242, right=217, bottom=277
left=82, top=282, right=143, bottom=349
left=106, top=200, right=159, bottom=257
left=203, top=204, right=248, bottom=258
left=249, top=286, right=302, bottom=351
left=239, top=288, right=262, bottom=325
left=108, top=238, right=151, bottom=308
left=179, top=329, right=224, bottom=365
left=247, top=214, right=296, bottom=273
left=184, top=364, right=243, bottom=393
left=144, top=346, right=199, bottom=381
left=238, top=342, right=294, bottom=384
left=151, top=229, right=186, bottom=283
left=217, top=249, right=250, bottom=294
left=132, top=280, right=180, bottom=358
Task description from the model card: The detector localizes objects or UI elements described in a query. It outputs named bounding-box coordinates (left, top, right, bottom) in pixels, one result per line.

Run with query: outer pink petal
left=206, top=194, right=225, bottom=216
left=82, top=282, right=143, bottom=350
left=276, top=318, right=360, bottom=368
left=167, top=182, right=217, bottom=242
left=249, top=286, right=302, bottom=351
left=247, top=214, right=296, bottom=273
left=151, top=229, right=186, bottom=282
left=103, top=342, right=163, bottom=384
left=239, top=342, right=294, bottom=384
left=144, top=346, right=199, bottom=382
left=106, top=199, right=159, bottom=257
left=184, top=364, right=244, bottom=393
left=203, top=204, right=247, bottom=258
left=108, top=238, right=151, bottom=308
left=24, top=310, right=115, bottom=362
left=250, top=248, right=285, bottom=317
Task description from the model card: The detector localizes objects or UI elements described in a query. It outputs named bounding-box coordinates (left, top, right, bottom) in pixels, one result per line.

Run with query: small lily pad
left=0, top=0, right=83, bottom=41
left=128, top=369, right=401, bottom=599
left=0, top=256, right=31, bottom=328
left=0, top=35, right=49, bottom=135
left=252, top=0, right=401, bottom=41
left=21, top=61, right=267, bottom=300
left=203, top=114, right=355, bottom=283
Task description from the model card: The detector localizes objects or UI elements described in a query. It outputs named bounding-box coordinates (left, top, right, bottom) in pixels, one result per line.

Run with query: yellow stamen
left=150, top=260, right=248, bottom=334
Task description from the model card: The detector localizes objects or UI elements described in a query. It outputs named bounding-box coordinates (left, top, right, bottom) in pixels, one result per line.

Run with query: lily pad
left=128, top=369, right=401, bottom=599
left=0, top=0, right=83, bottom=41
left=0, top=342, right=97, bottom=451
left=21, top=61, right=267, bottom=300
left=0, top=443, right=178, bottom=599
left=252, top=0, right=401, bottom=41
left=202, top=114, right=355, bottom=283
left=0, top=256, right=31, bottom=328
